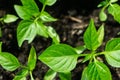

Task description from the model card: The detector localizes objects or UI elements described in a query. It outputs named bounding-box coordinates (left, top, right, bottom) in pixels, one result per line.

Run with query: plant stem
left=89, top=51, right=96, bottom=64
left=95, top=52, right=106, bottom=56
left=40, top=4, right=46, bottom=14
left=30, top=71, right=34, bottom=80
left=34, top=4, right=46, bottom=22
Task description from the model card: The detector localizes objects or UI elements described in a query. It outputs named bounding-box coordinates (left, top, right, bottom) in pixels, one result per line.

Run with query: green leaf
left=14, top=0, right=39, bottom=20
left=40, top=11, right=57, bottom=22
left=44, top=69, right=57, bottom=80
left=0, top=52, right=20, bottom=71
left=105, top=38, right=120, bottom=51
left=97, top=24, right=104, bottom=47
left=36, top=22, right=48, bottom=38
left=81, top=67, right=89, bottom=80
left=83, top=19, right=98, bottom=50
left=59, top=72, right=71, bottom=80
left=27, top=46, right=36, bottom=71
left=47, top=26, right=60, bottom=44
left=14, top=5, right=32, bottom=20
left=104, top=50, right=120, bottom=67
left=99, top=10, right=107, bottom=21
left=81, top=61, right=112, bottom=80
left=97, top=1, right=108, bottom=7
left=21, top=0, right=39, bottom=13
left=38, top=44, right=78, bottom=72
left=39, top=0, right=57, bottom=6
left=17, top=20, right=37, bottom=47
left=104, top=38, right=120, bottom=67
left=110, top=0, right=118, bottom=3
left=108, top=4, right=120, bottom=23
left=13, top=69, right=28, bottom=80
left=3, top=14, right=18, bottom=23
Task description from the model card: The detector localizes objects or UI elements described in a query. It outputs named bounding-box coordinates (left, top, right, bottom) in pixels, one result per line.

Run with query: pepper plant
left=14, top=0, right=59, bottom=47
left=0, top=42, right=37, bottom=80
left=0, top=0, right=120, bottom=80
left=98, top=0, right=120, bottom=22
left=38, top=19, right=120, bottom=80
left=0, top=14, right=18, bottom=37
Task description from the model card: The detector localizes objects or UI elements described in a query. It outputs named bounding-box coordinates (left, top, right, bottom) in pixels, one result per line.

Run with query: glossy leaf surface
left=28, top=46, right=36, bottom=70
left=0, top=52, right=20, bottom=71
left=3, top=14, right=18, bottom=23
left=99, top=10, right=107, bottom=21
left=84, top=19, right=104, bottom=50
left=108, top=4, right=120, bottom=23
left=47, top=26, right=60, bottom=44
left=40, top=11, right=57, bottom=22
left=21, top=0, right=39, bottom=13
left=17, top=20, right=37, bottom=47
left=81, top=61, right=112, bottom=80
left=39, top=44, right=78, bottom=72
left=14, top=5, right=32, bottom=20
left=105, top=38, right=120, bottom=67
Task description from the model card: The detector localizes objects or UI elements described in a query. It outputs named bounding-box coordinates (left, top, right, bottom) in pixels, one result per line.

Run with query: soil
left=0, top=0, right=120, bottom=80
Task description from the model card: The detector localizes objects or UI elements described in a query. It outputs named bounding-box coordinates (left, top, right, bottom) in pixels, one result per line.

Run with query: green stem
left=41, top=4, right=46, bottom=14
left=89, top=51, right=96, bottom=64
left=94, top=52, right=106, bottom=56
left=34, top=4, right=46, bottom=22
left=30, top=71, right=34, bottom=80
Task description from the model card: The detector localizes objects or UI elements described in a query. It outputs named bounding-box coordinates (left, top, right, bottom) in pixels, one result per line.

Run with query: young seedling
left=98, top=0, right=120, bottom=23
left=0, top=14, right=18, bottom=37
left=1, top=0, right=120, bottom=80
left=14, top=0, right=59, bottom=47
left=0, top=42, right=37, bottom=80
left=38, top=19, right=120, bottom=80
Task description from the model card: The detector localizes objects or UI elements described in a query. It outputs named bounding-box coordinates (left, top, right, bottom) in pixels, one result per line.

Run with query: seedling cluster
left=0, top=0, right=120, bottom=80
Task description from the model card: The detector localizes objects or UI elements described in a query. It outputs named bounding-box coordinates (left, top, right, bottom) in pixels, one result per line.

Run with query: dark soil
left=0, top=0, right=120, bottom=80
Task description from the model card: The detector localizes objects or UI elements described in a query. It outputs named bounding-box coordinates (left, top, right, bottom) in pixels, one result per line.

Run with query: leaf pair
left=81, top=61, right=112, bottom=80
left=0, top=42, right=36, bottom=80
left=15, top=0, right=58, bottom=47
left=98, top=0, right=120, bottom=23
left=14, top=0, right=39, bottom=20
left=14, top=46, right=36, bottom=80
left=17, top=20, right=48, bottom=47
left=84, top=19, right=104, bottom=51
left=104, top=38, right=120, bottom=67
